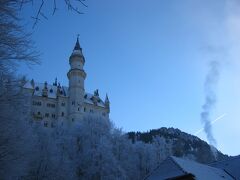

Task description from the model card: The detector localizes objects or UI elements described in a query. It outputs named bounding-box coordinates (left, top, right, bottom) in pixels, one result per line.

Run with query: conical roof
left=74, top=37, right=81, bottom=50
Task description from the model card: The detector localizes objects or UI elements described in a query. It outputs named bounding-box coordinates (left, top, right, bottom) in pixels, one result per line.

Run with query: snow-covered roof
left=23, top=81, right=34, bottom=89
left=210, top=155, right=240, bottom=180
left=146, top=156, right=184, bottom=180
left=84, top=93, right=105, bottom=108
left=23, top=82, right=68, bottom=98
left=23, top=81, right=106, bottom=108
left=146, top=156, right=234, bottom=180
left=172, top=156, right=234, bottom=180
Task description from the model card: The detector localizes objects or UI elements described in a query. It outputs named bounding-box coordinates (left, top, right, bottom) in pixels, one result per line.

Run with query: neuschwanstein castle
left=23, top=38, right=110, bottom=126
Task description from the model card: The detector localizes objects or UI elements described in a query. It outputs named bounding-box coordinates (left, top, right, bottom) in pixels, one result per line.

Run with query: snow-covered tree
left=152, top=136, right=173, bottom=164
left=0, top=75, right=35, bottom=178
left=72, top=116, right=125, bottom=179
left=132, top=141, right=157, bottom=179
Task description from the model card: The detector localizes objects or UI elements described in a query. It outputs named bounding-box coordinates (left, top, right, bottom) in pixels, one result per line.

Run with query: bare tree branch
left=24, top=0, right=87, bottom=28
left=32, top=0, right=44, bottom=28
left=52, top=0, right=57, bottom=15
left=76, top=0, right=88, bottom=8
left=0, top=0, right=40, bottom=72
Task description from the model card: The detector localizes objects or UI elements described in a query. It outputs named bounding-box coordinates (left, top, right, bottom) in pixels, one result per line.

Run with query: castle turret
left=53, top=77, right=57, bottom=86
left=67, top=37, right=86, bottom=121
left=30, top=79, right=35, bottom=88
left=105, top=94, right=110, bottom=113
left=42, top=81, right=48, bottom=97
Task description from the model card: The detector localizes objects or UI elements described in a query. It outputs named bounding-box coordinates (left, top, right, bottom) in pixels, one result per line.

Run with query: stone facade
left=23, top=38, right=110, bottom=127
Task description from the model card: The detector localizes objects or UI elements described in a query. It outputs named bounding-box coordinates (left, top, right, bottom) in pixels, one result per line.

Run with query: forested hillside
left=128, top=127, right=228, bottom=164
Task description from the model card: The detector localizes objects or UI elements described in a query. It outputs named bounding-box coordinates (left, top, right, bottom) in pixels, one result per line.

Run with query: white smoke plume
left=200, top=0, right=240, bottom=148
left=201, top=60, right=220, bottom=147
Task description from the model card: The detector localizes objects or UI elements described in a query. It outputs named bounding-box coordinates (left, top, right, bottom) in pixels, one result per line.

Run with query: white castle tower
left=67, top=37, right=86, bottom=121
left=22, top=37, right=110, bottom=127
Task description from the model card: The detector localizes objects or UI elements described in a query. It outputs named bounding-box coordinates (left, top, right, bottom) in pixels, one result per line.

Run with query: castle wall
left=32, top=96, right=57, bottom=120
left=83, top=103, right=109, bottom=119
left=56, top=96, right=68, bottom=120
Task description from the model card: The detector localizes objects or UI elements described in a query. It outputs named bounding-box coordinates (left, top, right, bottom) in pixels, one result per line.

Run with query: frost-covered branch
left=0, top=0, right=39, bottom=73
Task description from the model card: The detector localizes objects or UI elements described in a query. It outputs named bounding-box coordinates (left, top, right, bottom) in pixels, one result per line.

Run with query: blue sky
left=20, top=0, right=240, bottom=156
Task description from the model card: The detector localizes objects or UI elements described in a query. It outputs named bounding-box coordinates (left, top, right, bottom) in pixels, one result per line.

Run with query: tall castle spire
left=67, top=36, right=87, bottom=121
left=74, top=35, right=81, bottom=51
left=71, top=36, right=84, bottom=62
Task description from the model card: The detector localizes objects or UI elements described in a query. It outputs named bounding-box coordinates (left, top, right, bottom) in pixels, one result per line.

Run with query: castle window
left=72, top=118, right=74, bottom=122
left=84, top=107, right=86, bottom=112
left=45, top=113, right=49, bottom=117
left=61, top=102, right=65, bottom=106
left=61, top=112, right=64, bottom=117
left=78, top=107, right=80, bottom=111
left=50, top=89, right=53, bottom=93
left=47, top=103, right=55, bottom=108
left=37, top=112, right=41, bottom=115
left=72, top=101, right=75, bottom=105
left=52, top=114, right=55, bottom=118
left=33, top=101, right=41, bottom=106
left=44, top=121, right=48, bottom=127
left=35, top=86, right=39, bottom=91
left=90, top=109, right=94, bottom=113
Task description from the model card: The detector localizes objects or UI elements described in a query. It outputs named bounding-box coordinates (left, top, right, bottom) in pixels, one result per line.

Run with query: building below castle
left=23, top=38, right=110, bottom=127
